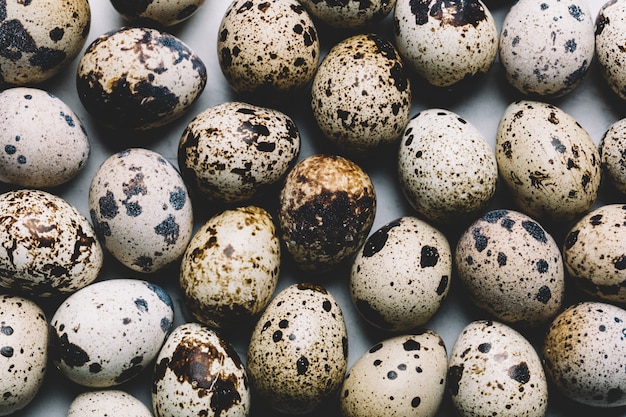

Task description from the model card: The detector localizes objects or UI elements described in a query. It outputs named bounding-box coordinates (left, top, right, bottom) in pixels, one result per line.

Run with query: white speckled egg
left=217, top=0, right=319, bottom=98
left=0, top=189, right=103, bottom=298
left=0, top=87, right=89, bottom=188
left=448, top=320, right=548, bottom=417
left=600, top=116, right=626, bottom=193
left=76, top=26, right=206, bottom=131
left=596, top=0, right=626, bottom=101
left=398, top=108, right=498, bottom=225
left=278, top=154, right=376, bottom=272
left=247, top=283, right=348, bottom=414
left=542, top=301, right=626, bottom=407
left=0, top=0, right=90, bottom=86
left=350, top=216, right=452, bottom=332
left=455, top=209, right=565, bottom=327
left=394, top=0, right=498, bottom=88
left=49, top=278, right=175, bottom=388
left=499, top=0, right=594, bottom=97
left=180, top=205, right=280, bottom=329
left=0, top=294, right=48, bottom=416
left=178, top=101, right=301, bottom=203
left=340, top=331, right=448, bottom=417
left=67, top=390, right=153, bottom=417
left=110, top=0, right=205, bottom=27
left=311, top=33, right=411, bottom=155
left=299, top=0, right=395, bottom=28
left=89, top=148, right=193, bottom=274
left=496, top=100, right=601, bottom=222
left=152, top=322, right=250, bottom=417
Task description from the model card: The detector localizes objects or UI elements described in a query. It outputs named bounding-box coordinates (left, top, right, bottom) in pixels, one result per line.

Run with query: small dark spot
left=607, top=387, right=624, bottom=404
left=322, top=300, right=332, bottom=312
left=551, top=137, right=566, bottom=153
left=362, top=219, right=401, bottom=257
left=1, top=324, right=13, bottom=336
left=273, top=330, right=282, bottom=342
left=296, top=356, right=309, bottom=375
left=89, top=362, right=102, bottom=373
left=599, top=325, right=606, bottom=332
left=420, top=245, right=439, bottom=267
left=448, top=365, right=464, bottom=395
left=522, top=221, right=547, bottom=243
left=614, top=255, right=626, bottom=270
left=154, top=214, right=180, bottom=245
left=508, top=362, right=530, bottom=384
left=411, top=397, right=421, bottom=408
left=135, top=297, right=148, bottom=312
left=403, top=339, right=420, bottom=351
left=472, top=228, right=489, bottom=251
left=387, top=370, right=397, bottom=379
left=170, top=187, right=187, bottom=211
left=436, top=276, right=448, bottom=295
left=0, top=346, right=13, bottom=357
left=536, top=259, right=549, bottom=273
left=369, top=343, right=383, bottom=354
left=497, top=252, right=507, bottom=266
left=536, top=285, right=552, bottom=304
left=478, top=343, right=491, bottom=353
left=4, top=144, right=15, bottom=155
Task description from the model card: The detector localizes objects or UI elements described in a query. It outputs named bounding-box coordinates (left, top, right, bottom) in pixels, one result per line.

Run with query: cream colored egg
left=299, top=0, right=395, bottom=29
left=109, top=0, right=205, bottom=26
left=67, top=390, right=153, bottom=417
left=599, top=116, right=626, bottom=193
left=595, top=0, right=626, bottom=101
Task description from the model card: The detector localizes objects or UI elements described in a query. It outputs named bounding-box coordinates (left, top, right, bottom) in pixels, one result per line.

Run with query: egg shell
left=0, top=189, right=103, bottom=298
left=89, top=148, right=193, bottom=274
left=110, top=0, right=205, bottom=26
left=455, top=209, right=565, bottom=327
left=340, top=331, right=448, bottom=417
left=350, top=216, right=452, bottom=332
left=49, top=278, right=175, bottom=388
left=499, top=0, right=594, bottom=97
left=0, top=87, right=90, bottom=188
left=299, top=0, right=395, bottom=29
left=599, top=116, right=626, bottom=193
left=310, top=33, right=411, bottom=155
left=278, top=154, right=376, bottom=272
left=595, top=0, right=626, bottom=101
left=180, top=205, right=280, bottom=329
left=152, top=322, right=250, bottom=417
left=397, top=108, right=498, bottom=225
left=178, top=101, right=301, bottom=203
left=394, top=0, right=498, bottom=88
left=0, top=0, right=91, bottom=86
left=76, top=26, right=207, bottom=131
left=67, top=390, right=153, bottom=417
left=247, top=283, right=348, bottom=414
left=448, top=320, right=549, bottom=417
left=542, top=301, right=626, bottom=407
left=496, top=100, right=601, bottom=222
left=217, top=0, right=319, bottom=98
left=0, top=294, right=48, bottom=416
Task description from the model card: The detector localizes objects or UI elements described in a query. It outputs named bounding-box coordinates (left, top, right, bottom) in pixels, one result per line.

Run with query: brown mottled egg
left=448, top=320, right=548, bottom=417
left=278, top=154, right=376, bottom=272
left=595, top=0, right=626, bottom=101
left=0, top=294, right=48, bottom=416
left=600, top=116, right=626, bottom=194
left=397, top=108, right=498, bottom=225
left=0, top=0, right=90, bottom=86
left=340, top=331, right=448, bottom=417
left=455, top=209, right=565, bottom=327
left=496, top=100, right=601, bottom=222
left=350, top=216, right=452, bottom=332
left=0, top=189, right=103, bottom=298
left=180, top=206, right=280, bottom=329
left=88, top=148, right=193, bottom=274
left=178, top=101, right=301, bottom=204
left=110, top=0, right=205, bottom=27
left=67, top=390, right=153, bottom=417
left=217, top=0, right=319, bottom=98
left=311, top=33, right=410, bottom=155
left=76, top=26, right=206, bottom=131
left=542, top=301, right=626, bottom=407
left=247, top=283, right=348, bottom=414
left=299, top=0, right=395, bottom=29
left=394, top=0, right=498, bottom=88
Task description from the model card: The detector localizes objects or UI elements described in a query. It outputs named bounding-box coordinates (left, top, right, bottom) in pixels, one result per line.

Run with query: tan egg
left=299, top=0, right=395, bottom=29
left=109, top=0, right=205, bottom=26
left=599, top=116, right=626, bottom=194
left=595, top=0, right=626, bottom=101
left=67, top=390, right=153, bottom=417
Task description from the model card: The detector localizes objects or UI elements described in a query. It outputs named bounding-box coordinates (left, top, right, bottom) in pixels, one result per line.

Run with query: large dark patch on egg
left=0, top=19, right=66, bottom=71
left=361, top=219, right=401, bottom=257
left=49, top=327, right=90, bottom=368
left=408, top=0, right=486, bottom=27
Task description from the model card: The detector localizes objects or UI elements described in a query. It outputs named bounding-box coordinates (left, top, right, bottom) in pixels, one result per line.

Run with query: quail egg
left=599, top=116, right=626, bottom=194
left=595, top=0, right=626, bottom=101
left=299, top=0, right=395, bottom=29
left=109, top=0, right=205, bottom=27
left=67, top=390, right=153, bottom=417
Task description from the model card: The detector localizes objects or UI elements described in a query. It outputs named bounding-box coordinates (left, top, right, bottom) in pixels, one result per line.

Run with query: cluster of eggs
left=1, top=0, right=626, bottom=416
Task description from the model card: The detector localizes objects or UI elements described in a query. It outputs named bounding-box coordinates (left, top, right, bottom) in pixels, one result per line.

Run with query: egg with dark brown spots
left=109, top=0, right=205, bottom=27
left=247, top=283, right=348, bottom=414
left=67, top=390, right=153, bottom=417
left=299, top=0, right=395, bottom=29
left=596, top=0, right=626, bottom=101
left=542, top=301, right=626, bottom=407
left=278, top=154, right=376, bottom=272
left=88, top=148, right=193, bottom=274
left=76, top=26, right=206, bottom=131
left=448, top=320, right=548, bottom=417
left=599, top=116, right=626, bottom=194
left=152, top=322, right=250, bottom=417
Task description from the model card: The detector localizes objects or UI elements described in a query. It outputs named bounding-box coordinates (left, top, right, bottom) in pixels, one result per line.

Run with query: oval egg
left=299, top=0, right=395, bottom=29
left=109, top=0, right=205, bottom=26
left=599, top=116, right=626, bottom=193
left=596, top=0, right=626, bottom=101
left=67, top=390, right=153, bottom=417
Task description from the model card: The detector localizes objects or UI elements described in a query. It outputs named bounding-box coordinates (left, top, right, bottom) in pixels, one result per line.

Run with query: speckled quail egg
left=178, top=101, right=301, bottom=203
left=89, top=148, right=193, bottom=274
left=350, top=216, right=452, bottom=332
left=278, top=154, right=376, bottom=272
left=0, top=189, right=103, bottom=298
left=455, top=209, right=565, bottom=327
left=76, top=26, right=206, bottom=131
left=67, top=390, right=153, bottom=417
left=398, top=108, right=498, bottom=225
left=152, top=322, right=250, bottom=417
left=247, top=283, right=348, bottom=414
left=0, top=294, right=48, bottom=416
left=499, top=0, right=594, bottom=97
left=596, top=0, right=626, bottom=101
left=310, top=33, right=411, bottom=155
left=448, top=320, right=549, bottom=417
left=217, top=0, right=319, bottom=99
left=299, top=0, right=395, bottom=29
left=340, top=331, right=448, bottom=417
left=542, top=301, right=626, bottom=407
left=496, top=100, right=601, bottom=222
left=394, top=0, right=498, bottom=88
left=110, top=0, right=205, bottom=27
left=600, top=116, right=626, bottom=193
left=0, top=0, right=91, bottom=86
left=180, top=206, right=280, bottom=329
left=49, top=278, right=174, bottom=388
left=0, top=87, right=89, bottom=188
